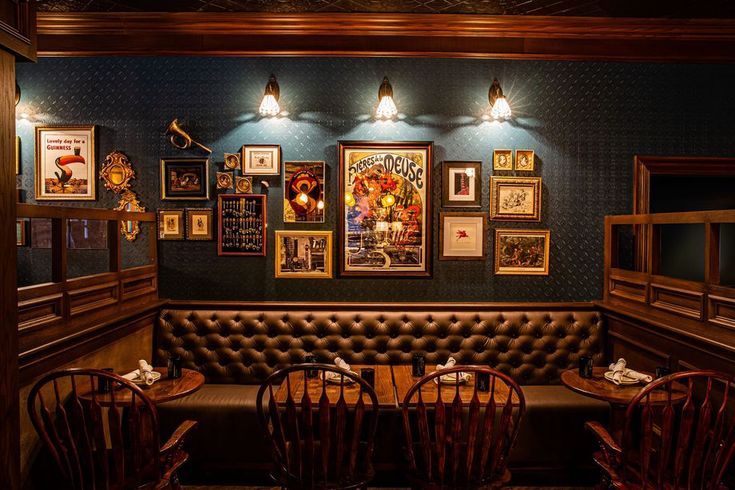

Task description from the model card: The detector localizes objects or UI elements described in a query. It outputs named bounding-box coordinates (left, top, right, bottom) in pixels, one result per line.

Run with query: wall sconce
left=376, top=76, right=398, bottom=119
left=488, top=78, right=511, bottom=120
left=259, top=74, right=280, bottom=117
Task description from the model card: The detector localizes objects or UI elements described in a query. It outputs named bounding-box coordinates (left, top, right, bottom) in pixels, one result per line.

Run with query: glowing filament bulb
left=490, top=97, right=511, bottom=120
left=376, top=76, right=398, bottom=119
left=259, top=74, right=281, bottom=117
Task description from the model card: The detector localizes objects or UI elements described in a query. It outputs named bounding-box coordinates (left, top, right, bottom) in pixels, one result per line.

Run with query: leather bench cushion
left=157, top=384, right=271, bottom=470
left=509, top=385, right=610, bottom=466
left=156, top=309, right=604, bottom=385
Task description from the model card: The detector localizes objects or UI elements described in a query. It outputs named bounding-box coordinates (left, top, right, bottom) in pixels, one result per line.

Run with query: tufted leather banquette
left=154, top=304, right=608, bottom=484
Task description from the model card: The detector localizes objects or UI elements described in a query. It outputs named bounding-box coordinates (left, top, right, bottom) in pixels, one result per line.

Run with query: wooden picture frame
left=186, top=208, right=214, bottom=241
left=160, top=157, right=210, bottom=201
left=494, top=229, right=550, bottom=275
left=223, top=152, right=240, bottom=170
left=338, top=140, right=433, bottom=277
left=242, top=144, right=281, bottom=175
left=34, top=125, right=96, bottom=201
left=442, top=161, right=481, bottom=208
left=439, top=212, right=486, bottom=260
left=218, top=194, right=267, bottom=256
left=489, top=176, right=542, bottom=222
left=157, top=209, right=185, bottom=240
left=16, top=219, right=27, bottom=246
left=514, top=149, right=535, bottom=171
left=275, top=230, right=333, bottom=279
left=492, top=149, right=513, bottom=171
left=283, top=161, right=326, bottom=223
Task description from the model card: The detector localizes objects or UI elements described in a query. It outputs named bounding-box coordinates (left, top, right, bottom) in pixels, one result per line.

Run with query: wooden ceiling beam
left=36, top=12, right=735, bottom=61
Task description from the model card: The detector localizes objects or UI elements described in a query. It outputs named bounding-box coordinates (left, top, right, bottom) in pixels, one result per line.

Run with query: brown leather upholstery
left=155, top=308, right=604, bottom=385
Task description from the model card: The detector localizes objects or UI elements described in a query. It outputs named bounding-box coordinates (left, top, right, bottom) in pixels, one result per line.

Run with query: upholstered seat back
left=155, top=307, right=604, bottom=385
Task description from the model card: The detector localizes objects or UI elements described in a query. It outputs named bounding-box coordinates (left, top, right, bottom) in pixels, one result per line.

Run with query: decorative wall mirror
left=115, top=191, right=145, bottom=241
left=100, top=150, right=135, bottom=194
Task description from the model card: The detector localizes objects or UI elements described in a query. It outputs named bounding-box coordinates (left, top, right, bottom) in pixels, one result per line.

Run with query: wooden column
left=0, top=48, right=20, bottom=490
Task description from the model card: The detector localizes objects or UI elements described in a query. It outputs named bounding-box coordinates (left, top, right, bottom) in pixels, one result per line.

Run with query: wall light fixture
left=259, top=74, right=281, bottom=117
left=376, top=76, right=398, bottom=119
left=488, top=78, right=511, bottom=120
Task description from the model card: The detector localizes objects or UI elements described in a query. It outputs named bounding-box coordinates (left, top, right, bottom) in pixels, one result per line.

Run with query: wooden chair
left=256, top=364, right=379, bottom=489
left=586, top=370, right=735, bottom=490
left=400, top=366, right=526, bottom=489
left=27, top=368, right=197, bottom=490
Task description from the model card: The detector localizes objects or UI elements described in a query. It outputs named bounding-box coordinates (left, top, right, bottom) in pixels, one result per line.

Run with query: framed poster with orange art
left=35, top=126, right=96, bottom=201
left=339, top=141, right=432, bottom=277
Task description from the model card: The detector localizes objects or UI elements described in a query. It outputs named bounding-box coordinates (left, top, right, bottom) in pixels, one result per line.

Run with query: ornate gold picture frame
left=494, top=229, right=550, bottom=275
left=100, top=150, right=135, bottom=194
left=275, top=230, right=333, bottom=279
left=490, top=176, right=542, bottom=222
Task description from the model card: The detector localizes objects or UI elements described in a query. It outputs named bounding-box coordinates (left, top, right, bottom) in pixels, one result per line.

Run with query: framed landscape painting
left=339, top=141, right=432, bottom=277
left=442, top=161, right=481, bottom=208
left=275, top=230, right=332, bottom=279
left=160, top=158, right=210, bottom=200
left=35, top=125, right=96, bottom=201
left=439, top=212, right=486, bottom=260
left=490, top=176, right=542, bottom=221
left=494, top=229, right=550, bottom=275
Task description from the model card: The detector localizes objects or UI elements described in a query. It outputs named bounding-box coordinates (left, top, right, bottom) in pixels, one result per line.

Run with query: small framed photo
left=160, top=158, right=210, bottom=200
left=157, top=209, right=185, bottom=240
left=235, top=176, right=253, bottom=193
left=284, top=161, right=325, bottom=223
left=494, top=229, right=550, bottom=275
left=439, top=212, right=486, bottom=260
left=490, top=176, right=542, bottom=222
left=493, top=149, right=513, bottom=171
left=442, top=161, right=481, bottom=208
left=35, top=125, right=96, bottom=200
left=216, top=171, right=233, bottom=190
left=242, top=145, right=281, bottom=175
left=223, top=152, right=240, bottom=170
left=275, top=231, right=333, bottom=279
left=515, top=150, right=535, bottom=171
left=16, top=219, right=27, bottom=246
left=186, top=208, right=213, bottom=240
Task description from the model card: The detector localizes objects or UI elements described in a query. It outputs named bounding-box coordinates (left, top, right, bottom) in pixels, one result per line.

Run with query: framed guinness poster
left=338, top=141, right=433, bottom=277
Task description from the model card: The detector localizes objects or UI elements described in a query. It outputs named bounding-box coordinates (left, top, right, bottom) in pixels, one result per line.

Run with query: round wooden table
left=561, top=367, right=687, bottom=406
left=80, top=367, right=204, bottom=406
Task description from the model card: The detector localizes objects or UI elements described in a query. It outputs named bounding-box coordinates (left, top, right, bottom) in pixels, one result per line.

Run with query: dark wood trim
left=0, top=48, right=19, bottom=490
left=17, top=203, right=156, bottom=222
left=0, top=0, right=36, bottom=61
left=36, top=12, right=735, bottom=62
left=19, top=301, right=164, bottom=385
left=165, top=299, right=597, bottom=311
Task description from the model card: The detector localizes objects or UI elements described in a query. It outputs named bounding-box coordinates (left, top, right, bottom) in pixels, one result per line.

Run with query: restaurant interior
left=3, top=1, right=735, bottom=489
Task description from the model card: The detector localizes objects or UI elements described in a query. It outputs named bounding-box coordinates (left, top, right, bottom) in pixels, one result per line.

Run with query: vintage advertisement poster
left=339, top=141, right=432, bottom=276
left=283, top=161, right=325, bottom=223
left=35, top=126, right=96, bottom=200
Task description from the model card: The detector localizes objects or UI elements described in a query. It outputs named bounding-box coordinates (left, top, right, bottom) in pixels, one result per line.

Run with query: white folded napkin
left=607, top=358, right=652, bottom=385
left=122, top=359, right=156, bottom=386
left=334, top=357, right=351, bottom=372
left=436, top=357, right=471, bottom=383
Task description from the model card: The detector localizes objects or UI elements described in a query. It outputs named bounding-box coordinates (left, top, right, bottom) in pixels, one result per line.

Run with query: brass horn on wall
left=166, top=118, right=212, bottom=154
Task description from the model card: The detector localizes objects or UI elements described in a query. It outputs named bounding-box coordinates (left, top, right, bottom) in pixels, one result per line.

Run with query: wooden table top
left=392, top=365, right=519, bottom=406
left=561, top=367, right=687, bottom=406
left=79, top=368, right=204, bottom=406
left=274, top=365, right=397, bottom=408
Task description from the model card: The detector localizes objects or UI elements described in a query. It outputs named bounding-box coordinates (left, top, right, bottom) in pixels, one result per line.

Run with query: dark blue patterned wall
left=15, top=58, right=735, bottom=301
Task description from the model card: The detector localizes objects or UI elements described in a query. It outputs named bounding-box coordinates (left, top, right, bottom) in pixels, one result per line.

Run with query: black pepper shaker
left=98, top=367, right=114, bottom=393
left=579, top=356, right=594, bottom=378
left=168, top=355, right=182, bottom=379
left=476, top=371, right=491, bottom=392
left=412, top=353, right=426, bottom=377
left=305, top=354, right=318, bottom=378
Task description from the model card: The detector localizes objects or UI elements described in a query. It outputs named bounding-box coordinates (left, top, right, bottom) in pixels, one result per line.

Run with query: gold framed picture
left=235, top=176, right=253, bottom=193
left=492, top=149, right=513, bottom=171
left=275, top=230, right=333, bottom=279
left=242, top=144, right=281, bottom=175
left=439, top=212, right=486, bottom=260
left=224, top=152, right=240, bottom=170
left=490, top=176, right=542, bottom=222
left=157, top=209, right=185, bottom=240
left=216, top=171, right=233, bottom=190
left=515, top=150, right=535, bottom=171
left=494, top=229, right=550, bottom=275
left=160, top=158, right=210, bottom=201
left=35, top=125, right=96, bottom=200
left=186, top=208, right=213, bottom=240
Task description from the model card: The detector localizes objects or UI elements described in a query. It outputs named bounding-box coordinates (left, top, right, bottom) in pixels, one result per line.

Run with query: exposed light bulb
left=259, top=74, right=281, bottom=117
left=376, top=76, right=398, bottom=119
left=344, top=192, right=356, bottom=207
left=317, top=200, right=324, bottom=210
left=488, top=78, right=511, bottom=120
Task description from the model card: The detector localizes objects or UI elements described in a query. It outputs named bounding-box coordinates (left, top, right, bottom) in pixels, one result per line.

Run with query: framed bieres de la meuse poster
left=338, top=141, right=433, bottom=277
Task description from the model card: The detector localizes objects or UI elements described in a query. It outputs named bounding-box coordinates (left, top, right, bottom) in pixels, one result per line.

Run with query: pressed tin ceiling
left=35, top=0, right=735, bottom=17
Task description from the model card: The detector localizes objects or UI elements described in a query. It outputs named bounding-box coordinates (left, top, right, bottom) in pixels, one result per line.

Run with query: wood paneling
left=0, top=47, right=19, bottom=490
left=68, top=280, right=119, bottom=317
left=17, top=294, right=64, bottom=332
left=36, top=12, right=735, bottom=62
left=708, top=294, right=735, bottom=331
left=0, top=0, right=35, bottom=61
left=608, top=273, right=648, bottom=304
left=649, top=282, right=705, bottom=320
